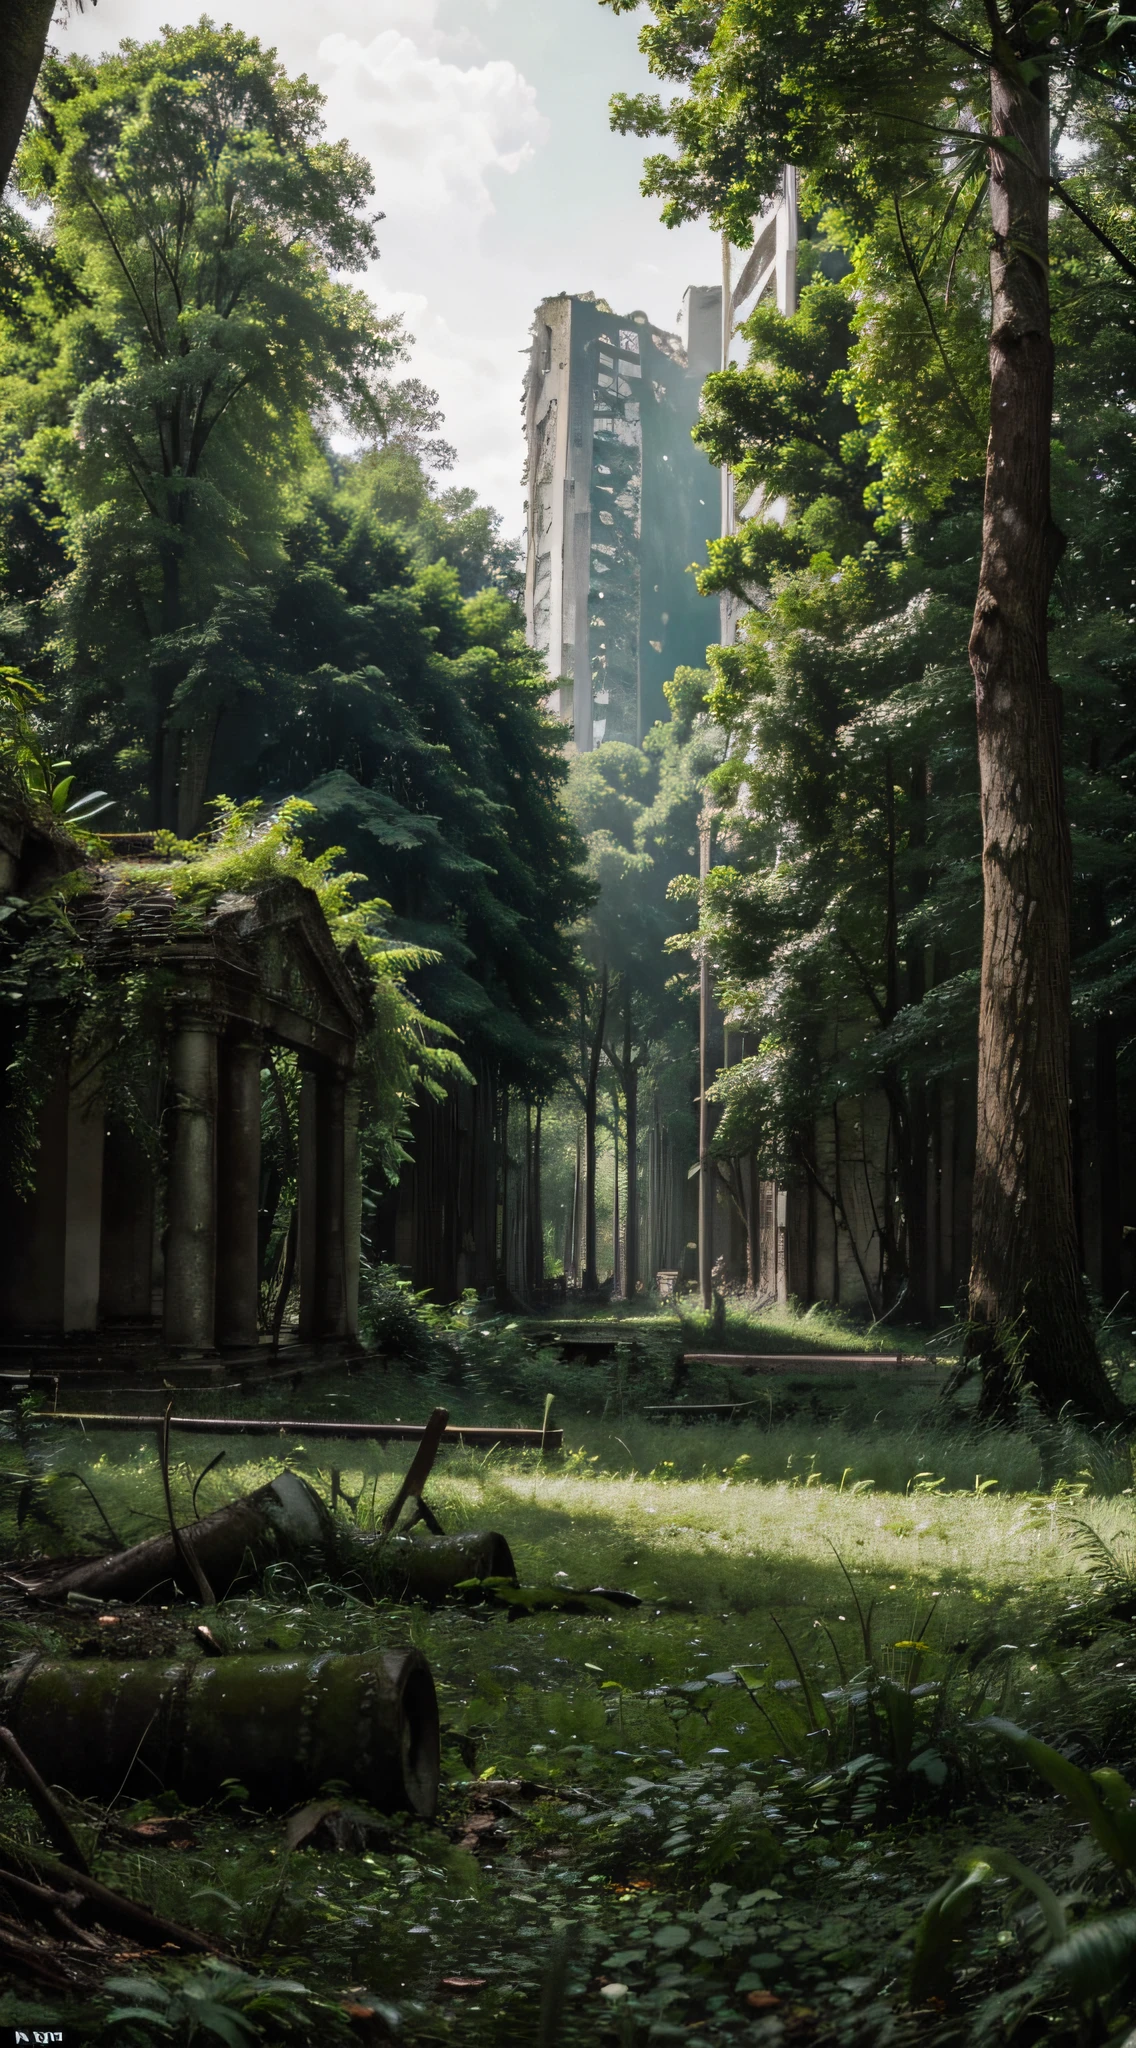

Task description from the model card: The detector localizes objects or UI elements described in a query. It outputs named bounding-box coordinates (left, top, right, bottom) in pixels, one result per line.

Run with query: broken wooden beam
left=379, top=1406, right=449, bottom=1537
left=644, top=1401, right=759, bottom=1420
left=0, top=1838, right=230, bottom=1956
left=36, top=1413, right=563, bottom=1451
left=0, top=1727, right=89, bottom=1873
left=683, top=1352, right=933, bottom=1376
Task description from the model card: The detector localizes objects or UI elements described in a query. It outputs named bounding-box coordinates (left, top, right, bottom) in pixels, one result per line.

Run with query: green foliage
left=910, top=1847, right=1063, bottom=2004
left=645, top=177, right=1136, bottom=1320
left=358, top=1262, right=453, bottom=1367
left=103, top=1960, right=349, bottom=2045
left=692, top=264, right=983, bottom=1305
left=10, top=1360, right=1136, bottom=2043
left=604, top=1, right=1136, bottom=264
left=552, top=678, right=721, bottom=1285
left=4, top=20, right=403, bottom=823
left=0, top=664, right=111, bottom=824
left=0, top=797, right=453, bottom=1192
left=0, top=19, right=588, bottom=1214
left=914, top=1722, right=1136, bottom=2030
left=565, top=678, right=719, bottom=1019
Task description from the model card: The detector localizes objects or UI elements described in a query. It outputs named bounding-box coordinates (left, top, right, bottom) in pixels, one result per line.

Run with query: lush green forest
left=7, top=6, right=1136, bottom=2048
left=0, top=22, right=591, bottom=1260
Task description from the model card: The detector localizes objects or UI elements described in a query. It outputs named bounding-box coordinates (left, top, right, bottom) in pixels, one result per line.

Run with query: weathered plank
left=645, top=1402, right=757, bottom=1419
left=683, top=1352, right=933, bottom=1376
left=36, top=1414, right=563, bottom=1450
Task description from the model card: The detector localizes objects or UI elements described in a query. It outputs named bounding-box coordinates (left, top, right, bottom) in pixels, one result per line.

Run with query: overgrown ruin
left=0, top=825, right=367, bottom=1373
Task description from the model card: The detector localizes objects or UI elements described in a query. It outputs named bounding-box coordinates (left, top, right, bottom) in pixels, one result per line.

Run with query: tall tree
left=10, top=22, right=400, bottom=832
left=1, top=0, right=54, bottom=194
left=606, top=0, right=1136, bottom=1418
left=563, top=676, right=720, bottom=1296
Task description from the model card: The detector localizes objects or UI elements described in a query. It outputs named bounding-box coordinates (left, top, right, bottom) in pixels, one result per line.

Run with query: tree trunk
left=900, top=761, right=931, bottom=1320
left=0, top=0, right=54, bottom=194
left=612, top=1096, right=621, bottom=1297
left=699, top=813, right=714, bottom=1310
left=742, top=1153, right=754, bottom=1292
left=531, top=1101, right=544, bottom=1294
left=583, top=966, right=608, bottom=1294
left=496, top=1085, right=509, bottom=1307
left=175, top=712, right=221, bottom=839
left=625, top=1020, right=639, bottom=1299
left=1095, top=1010, right=1121, bottom=1305
left=565, top=1125, right=580, bottom=1284
left=967, top=54, right=1120, bottom=1421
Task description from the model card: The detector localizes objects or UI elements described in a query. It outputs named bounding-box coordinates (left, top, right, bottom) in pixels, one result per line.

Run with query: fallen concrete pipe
left=361, top=1531, right=517, bottom=1603
left=1, top=1647, right=440, bottom=1816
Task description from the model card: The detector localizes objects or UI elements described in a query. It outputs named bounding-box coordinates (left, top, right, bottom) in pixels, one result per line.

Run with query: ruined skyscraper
left=522, top=291, right=720, bottom=750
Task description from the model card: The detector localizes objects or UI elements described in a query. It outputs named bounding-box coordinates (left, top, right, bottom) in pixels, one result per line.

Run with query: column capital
left=224, top=1027, right=265, bottom=1053
left=168, top=1000, right=223, bottom=1036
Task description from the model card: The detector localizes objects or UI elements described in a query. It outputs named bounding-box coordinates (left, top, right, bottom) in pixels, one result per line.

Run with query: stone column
left=296, top=1067, right=318, bottom=1341
left=315, top=1067, right=348, bottom=1340
left=215, top=1035, right=262, bottom=1349
left=164, top=1013, right=218, bottom=1351
left=62, top=1061, right=106, bottom=1335
left=344, top=1075, right=361, bottom=1341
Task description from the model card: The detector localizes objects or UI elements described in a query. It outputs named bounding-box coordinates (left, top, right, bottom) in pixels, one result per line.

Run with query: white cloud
left=53, top=0, right=719, bottom=528
left=319, top=16, right=546, bottom=221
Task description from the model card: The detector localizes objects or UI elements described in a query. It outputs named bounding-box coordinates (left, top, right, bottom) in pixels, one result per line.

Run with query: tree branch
left=835, top=932, right=887, bottom=1024
left=1050, top=177, right=1136, bottom=286
left=893, top=193, right=983, bottom=441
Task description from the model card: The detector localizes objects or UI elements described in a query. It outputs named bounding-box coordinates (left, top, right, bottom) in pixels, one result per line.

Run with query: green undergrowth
left=5, top=1302, right=1136, bottom=2044
left=3, top=1390, right=1136, bottom=2041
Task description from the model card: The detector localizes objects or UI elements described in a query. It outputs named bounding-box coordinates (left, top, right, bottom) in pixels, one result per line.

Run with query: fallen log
left=13, top=1468, right=335, bottom=1606
left=0, top=1647, right=440, bottom=1815
left=14, top=1464, right=518, bottom=1610
left=36, top=1413, right=564, bottom=1452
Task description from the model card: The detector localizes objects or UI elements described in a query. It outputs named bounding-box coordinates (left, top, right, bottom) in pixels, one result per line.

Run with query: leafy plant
left=102, top=1960, right=354, bottom=2046
left=913, top=1719, right=1136, bottom=2032
left=0, top=665, right=112, bottom=823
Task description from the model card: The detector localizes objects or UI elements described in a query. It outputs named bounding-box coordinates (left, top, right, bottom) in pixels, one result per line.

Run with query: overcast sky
left=56, top=0, right=721, bottom=536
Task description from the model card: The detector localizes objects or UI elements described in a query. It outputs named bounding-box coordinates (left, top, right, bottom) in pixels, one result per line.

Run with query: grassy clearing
left=3, top=1327, right=1136, bottom=2044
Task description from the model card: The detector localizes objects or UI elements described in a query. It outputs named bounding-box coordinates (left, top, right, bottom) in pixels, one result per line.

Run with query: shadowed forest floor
left=1, top=1303, right=1136, bottom=2043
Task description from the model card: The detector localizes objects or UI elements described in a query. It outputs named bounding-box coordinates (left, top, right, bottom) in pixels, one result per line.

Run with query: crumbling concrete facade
left=523, top=292, right=720, bottom=749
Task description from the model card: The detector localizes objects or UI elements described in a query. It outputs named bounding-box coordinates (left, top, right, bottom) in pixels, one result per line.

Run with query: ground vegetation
left=3, top=1297, right=1136, bottom=2043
